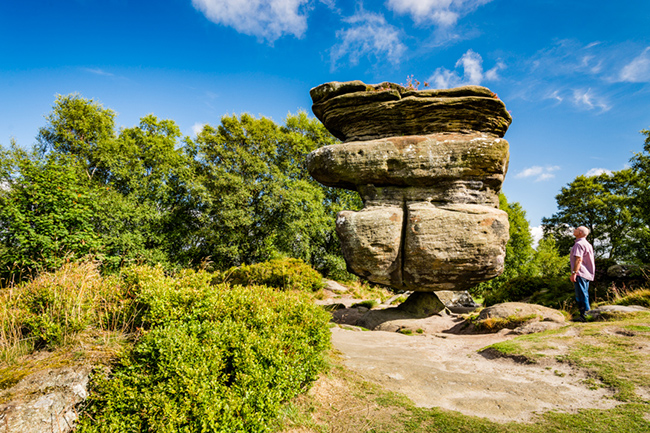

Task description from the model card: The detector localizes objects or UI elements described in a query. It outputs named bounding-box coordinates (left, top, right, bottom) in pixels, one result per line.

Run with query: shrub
left=483, top=275, right=573, bottom=309
left=76, top=265, right=331, bottom=433
left=318, top=254, right=358, bottom=283
left=221, top=258, right=324, bottom=292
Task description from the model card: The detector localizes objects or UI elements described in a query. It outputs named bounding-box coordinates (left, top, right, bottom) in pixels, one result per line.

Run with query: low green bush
left=484, top=275, right=573, bottom=309
left=76, top=265, right=331, bottom=433
left=221, top=258, right=324, bottom=292
left=317, top=254, right=358, bottom=283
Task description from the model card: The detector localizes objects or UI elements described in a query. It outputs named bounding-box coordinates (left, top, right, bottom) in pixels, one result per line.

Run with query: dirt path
left=330, top=316, right=617, bottom=423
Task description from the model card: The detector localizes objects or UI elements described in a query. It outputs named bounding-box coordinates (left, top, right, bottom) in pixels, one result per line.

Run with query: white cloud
left=619, top=47, right=650, bottom=83
left=192, top=0, right=310, bottom=43
left=192, top=122, right=206, bottom=137
left=572, top=88, right=611, bottom=112
left=386, top=0, right=493, bottom=27
left=585, top=168, right=613, bottom=177
left=514, top=165, right=560, bottom=182
left=530, top=226, right=544, bottom=249
left=330, top=11, right=406, bottom=69
left=429, top=49, right=504, bottom=88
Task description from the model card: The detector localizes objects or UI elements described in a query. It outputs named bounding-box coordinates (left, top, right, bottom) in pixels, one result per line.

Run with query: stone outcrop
left=478, top=302, right=566, bottom=324
left=307, top=80, right=512, bottom=291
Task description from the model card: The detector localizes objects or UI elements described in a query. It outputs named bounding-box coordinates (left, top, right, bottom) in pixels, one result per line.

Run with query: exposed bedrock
left=307, top=80, right=512, bottom=292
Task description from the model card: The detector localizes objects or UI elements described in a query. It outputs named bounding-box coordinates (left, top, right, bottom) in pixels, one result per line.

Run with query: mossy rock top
left=310, top=80, right=512, bottom=142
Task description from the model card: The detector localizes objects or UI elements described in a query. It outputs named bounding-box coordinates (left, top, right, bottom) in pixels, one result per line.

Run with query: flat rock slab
left=331, top=322, right=616, bottom=422
left=0, top=365, right=91, bottom=433
left=478, top=302, right=566, bottom=323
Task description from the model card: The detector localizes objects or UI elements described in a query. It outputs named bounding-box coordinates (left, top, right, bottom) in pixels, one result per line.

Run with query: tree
left=628, top=129, right=650, bottom=262
left=0, top=144, right=101, bottom=281
left=33, top=94, right=199, bottom=271
left=542, top=170, right=637, bottom=261
left=191, top=112, right=361, bottom=270
left=37, top=93, right=116, bottom=181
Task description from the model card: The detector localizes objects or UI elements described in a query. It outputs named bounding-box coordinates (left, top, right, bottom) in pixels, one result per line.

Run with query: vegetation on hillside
left=1, top=261, right=331, bottom=432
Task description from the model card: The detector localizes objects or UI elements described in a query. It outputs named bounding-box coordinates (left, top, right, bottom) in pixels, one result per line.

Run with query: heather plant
left=219, top=257, right=325, bottom=292
left=76, top=265, right=331, bottom=433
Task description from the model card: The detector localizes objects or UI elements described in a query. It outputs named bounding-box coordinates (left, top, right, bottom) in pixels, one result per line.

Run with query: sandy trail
left=330, top=316, right=617, bottom=423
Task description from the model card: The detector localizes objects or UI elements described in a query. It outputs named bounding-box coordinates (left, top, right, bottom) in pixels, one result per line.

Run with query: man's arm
left=571, top=256, right=583, bottom=282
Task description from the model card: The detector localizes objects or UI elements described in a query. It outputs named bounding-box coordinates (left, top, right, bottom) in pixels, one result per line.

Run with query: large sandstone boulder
left=307, top=80, right=512, bottom=293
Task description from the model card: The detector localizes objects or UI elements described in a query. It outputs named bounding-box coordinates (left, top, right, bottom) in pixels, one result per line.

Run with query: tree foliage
left=543, top=129, right=650, bottom=264
left=541, top=170, right=636, bottom=259
left=0, top=145, right=101, bottom=279
left=0, top=94, right=359, bottom=281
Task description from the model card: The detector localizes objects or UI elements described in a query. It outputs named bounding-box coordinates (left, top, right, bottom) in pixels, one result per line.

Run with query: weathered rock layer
left=307, top=80, right=512, bottom=291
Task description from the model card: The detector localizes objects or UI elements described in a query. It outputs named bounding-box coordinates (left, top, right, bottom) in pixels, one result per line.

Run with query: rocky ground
left=318, top=284, right=622, bottom=423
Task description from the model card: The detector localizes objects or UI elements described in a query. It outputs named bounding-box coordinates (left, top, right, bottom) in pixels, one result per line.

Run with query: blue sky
left=2, top=0, right=650, bottom=234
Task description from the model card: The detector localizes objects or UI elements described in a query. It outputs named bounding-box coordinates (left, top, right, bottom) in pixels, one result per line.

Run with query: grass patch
left=345, top=281, right=394, bottom=303
left=612, top=288, right=650, bottom=308
left=351, top=300, right=377, bottom=309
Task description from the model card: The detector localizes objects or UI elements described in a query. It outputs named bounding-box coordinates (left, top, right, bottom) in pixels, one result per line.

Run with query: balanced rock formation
left=307, top=80, right=512, bottom=291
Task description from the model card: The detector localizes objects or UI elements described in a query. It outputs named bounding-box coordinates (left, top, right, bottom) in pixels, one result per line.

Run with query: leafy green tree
left=628, top=129, right=650, bottom=262
left=542, top=170, right=636, bottom=260
left=0, top=144, right=101, bottom=281
left=192, top=112, right=360, bottom=270
left=34, top=94, right=199, bottom=271
left=530, top=235, right=569, bottom=278
left=37, top=93, right=117, bottom=181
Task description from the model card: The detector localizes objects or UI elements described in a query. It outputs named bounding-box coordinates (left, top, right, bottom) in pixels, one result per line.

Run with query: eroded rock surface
left=0, top=365, right=91, bottom=433
left=310, top=81, right=512, bottom=142
left=307, top=80, right=512, bottom=291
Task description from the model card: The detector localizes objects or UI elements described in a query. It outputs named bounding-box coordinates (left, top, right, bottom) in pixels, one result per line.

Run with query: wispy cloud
left=585, top=167, right=613, bottom=177
left=82, top=68, right=115, bottom=77
left=530, top=225, right=544, bottom=249
left=429, top=49, right=504, bottom=88
left=192, top=0, right=310, bottom=43
left=386, top=0, right=493, bottom=27
left=330, top=11, right=406, bottom=70
left=618, top=47, right=650, bottom=83
left=572, top=88, right=611, bottom=112
left=514, top=165, right=560, bottom=182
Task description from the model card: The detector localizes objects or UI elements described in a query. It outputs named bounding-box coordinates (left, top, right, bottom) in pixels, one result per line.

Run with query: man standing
left=570, top=226, right=595, bottom=321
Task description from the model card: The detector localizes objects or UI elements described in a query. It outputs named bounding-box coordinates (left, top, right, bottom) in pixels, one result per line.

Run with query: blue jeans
left=574, top=276, right=590, bottom=313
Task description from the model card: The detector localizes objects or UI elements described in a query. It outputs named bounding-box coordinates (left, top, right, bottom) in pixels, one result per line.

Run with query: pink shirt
left=570, top=237, right=595, bottom=281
